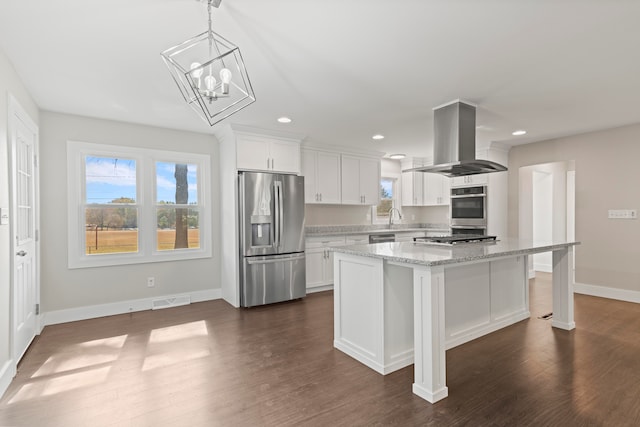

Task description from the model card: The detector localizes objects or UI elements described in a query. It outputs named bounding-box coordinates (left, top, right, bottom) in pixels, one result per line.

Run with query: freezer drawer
left=241, top=253, right=306, bottom=307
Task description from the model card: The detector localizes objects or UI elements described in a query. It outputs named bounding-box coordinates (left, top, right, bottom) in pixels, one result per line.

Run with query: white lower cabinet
left=345, top=235, right=369, bottom=245
left=305, top=236, right=345, bottom=291
left=444, top=256, right=527, bottom=349
left=395, top=231, right=426, bottom=242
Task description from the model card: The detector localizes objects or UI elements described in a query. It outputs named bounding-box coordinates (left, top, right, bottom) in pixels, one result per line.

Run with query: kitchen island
left=331, top=238, right=579, bottom=404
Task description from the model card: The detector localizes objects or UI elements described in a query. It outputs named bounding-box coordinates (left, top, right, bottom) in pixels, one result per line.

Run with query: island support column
left=412, top=265, right=448, bottom=403
left=551, top=246, right=575, bottom=330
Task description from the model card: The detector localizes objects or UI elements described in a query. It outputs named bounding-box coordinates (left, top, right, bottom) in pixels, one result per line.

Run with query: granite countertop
left=305, top=223, right=450, bottom=238
left=330, top=238, right=580, bottom=267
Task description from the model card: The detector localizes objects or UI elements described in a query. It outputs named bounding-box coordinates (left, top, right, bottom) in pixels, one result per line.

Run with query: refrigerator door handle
left=274, top=180, right=283, bottom=248
left=246, top=254, right=305, bottom=265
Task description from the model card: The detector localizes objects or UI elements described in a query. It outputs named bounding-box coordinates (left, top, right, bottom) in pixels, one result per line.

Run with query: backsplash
left=305, top=204, right=449, bottom=226
left=306, top=223, right=450, bottom=235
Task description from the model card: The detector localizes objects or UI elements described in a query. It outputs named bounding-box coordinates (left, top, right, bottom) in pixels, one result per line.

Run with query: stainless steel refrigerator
left=238, top=171, right=306, bottom=307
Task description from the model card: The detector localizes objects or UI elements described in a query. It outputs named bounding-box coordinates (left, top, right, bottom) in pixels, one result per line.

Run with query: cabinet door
left=359, top=158, right=380, bottom=205
left=302, top=150, right=318, bottom=203
left=237, top=137, right=270, bottom=171
left=440, top=176, right=451, bottom=205
left=395, top=232, right=426, bottom=242
left=305, top=247, right=326, bottom=289
left=423, top=174, right=440, bottom=205
left=401, top=171, right=423, bottom=206
left=270, top=139, right=300, bottom=174
left=345, top=235, right=369, bottom=245
left=325, top=250, right=335, bottom=285
left=340, top=155, right=361, bottom=204
left=451, top=174, right=487, bottom=187
left=316, top=151, right=341, bottom=204
left=424, top=174, right=450, bottom=205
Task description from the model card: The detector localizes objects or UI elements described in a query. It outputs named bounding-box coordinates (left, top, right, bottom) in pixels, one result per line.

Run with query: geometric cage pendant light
left=161, top=0, right=256, bottom=126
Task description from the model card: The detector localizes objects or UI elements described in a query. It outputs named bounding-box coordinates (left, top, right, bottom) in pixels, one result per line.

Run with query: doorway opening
left=519, top=161, right=575, bottom=278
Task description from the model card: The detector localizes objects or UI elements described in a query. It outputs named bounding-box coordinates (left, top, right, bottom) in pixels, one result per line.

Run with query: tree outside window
left=376, top=177, right=395, bottom=218
left=155, top=162, right=200, bottom=251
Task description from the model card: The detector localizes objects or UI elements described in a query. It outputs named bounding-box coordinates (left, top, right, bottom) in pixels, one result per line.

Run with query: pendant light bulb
left=190, top=62, right=203, bottom=89
left=220, top=68, right=232, bottom=94
left=204, top=75, right=217, bottom=95
left=190, top=62, right=203, bottom=78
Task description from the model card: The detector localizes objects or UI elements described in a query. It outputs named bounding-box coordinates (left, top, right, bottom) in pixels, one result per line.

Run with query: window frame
left=372, top=174, right=401, bottom=224
left=67, top=141, right=212, bottom=269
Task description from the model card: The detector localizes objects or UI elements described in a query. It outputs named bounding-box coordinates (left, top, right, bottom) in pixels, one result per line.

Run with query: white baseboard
left=41, top=288, right=222, bottom=327
left=533, top=263, right=553, bottom=273
left=306, top=284, right=333, bottom=294
left=0, top=359, right=16, bottom=400
left=574, top=282, right=640, bottom=304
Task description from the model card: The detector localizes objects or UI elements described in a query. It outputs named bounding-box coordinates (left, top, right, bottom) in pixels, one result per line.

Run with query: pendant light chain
left=207, top=0, right=223, bottom=64
left=207, top=0, right=213, bottom=57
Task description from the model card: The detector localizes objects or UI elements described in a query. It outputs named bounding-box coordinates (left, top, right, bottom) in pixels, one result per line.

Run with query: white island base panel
left=333, top=245, right=575, bottom=404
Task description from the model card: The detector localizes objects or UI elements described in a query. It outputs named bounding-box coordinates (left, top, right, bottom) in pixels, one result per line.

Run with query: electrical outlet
left=147, top=277, right=155, bottom=287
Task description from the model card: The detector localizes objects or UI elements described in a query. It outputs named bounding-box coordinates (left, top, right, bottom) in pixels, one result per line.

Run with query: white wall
left=39, top=112, right=220, bottom=316
left=509, top=124, right=640, bottom=299
left=532, top=171, right=553, bottom=271
left=0, top=48, right=40, bottom=396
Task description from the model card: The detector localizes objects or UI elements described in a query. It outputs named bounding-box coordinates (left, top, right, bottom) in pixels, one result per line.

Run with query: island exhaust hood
left=405, top=100, right=507, bottom=177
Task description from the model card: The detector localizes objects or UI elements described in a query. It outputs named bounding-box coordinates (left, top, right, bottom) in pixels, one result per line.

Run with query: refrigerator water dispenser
left=250, top=215, right=272, bottom=247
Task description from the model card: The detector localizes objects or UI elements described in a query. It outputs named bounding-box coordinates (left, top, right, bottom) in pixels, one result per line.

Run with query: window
left=68, top=141, right=211, bottom=268
left=373, top=176, right=399, bottom=223
left=376, top=177, right=394, bottom=219
left=155, top=162, right=200, bottom=251
left=84, top=156, right=139, bottom=254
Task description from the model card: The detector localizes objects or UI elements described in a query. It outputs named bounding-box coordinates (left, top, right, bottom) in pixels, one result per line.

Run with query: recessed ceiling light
left=277, top=117, right=292, bottom=123
left=372, top=134, right=385, bottom=140
left=512, top=130, right=527, bottom=136
left=389, top=154, right=406, bottom=160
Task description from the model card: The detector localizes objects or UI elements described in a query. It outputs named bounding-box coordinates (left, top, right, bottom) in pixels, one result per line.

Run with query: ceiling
left=1, top=0, right=640, bottom=159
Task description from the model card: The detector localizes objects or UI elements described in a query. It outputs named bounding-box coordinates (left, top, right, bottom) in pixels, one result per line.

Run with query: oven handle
left=450, top=193, right=486, bottom=198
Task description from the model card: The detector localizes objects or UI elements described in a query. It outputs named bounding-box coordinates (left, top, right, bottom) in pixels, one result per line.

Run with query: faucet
left=388, top=207, right=403, bottom=228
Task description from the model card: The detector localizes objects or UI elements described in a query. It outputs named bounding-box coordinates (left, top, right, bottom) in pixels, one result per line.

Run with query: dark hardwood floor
left=2, top=273, right=640, bottom=426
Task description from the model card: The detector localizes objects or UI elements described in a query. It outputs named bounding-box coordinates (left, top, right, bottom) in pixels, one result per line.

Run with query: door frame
left=8, top=93, right=41, bottom=362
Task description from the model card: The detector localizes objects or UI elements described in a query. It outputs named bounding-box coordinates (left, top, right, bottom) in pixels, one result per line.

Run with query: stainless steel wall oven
left=450, top=185, right=487, bottom=233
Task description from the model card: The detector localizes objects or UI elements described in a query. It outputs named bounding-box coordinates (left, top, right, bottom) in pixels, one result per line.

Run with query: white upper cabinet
left=423, top=173, right=450, bottom=206
left=401, top=157, right=449, bottom=206
left=302, top=149, right=341, bottom=204
left=401, top=171, right=424, bottom=206
left=236, top=134, right=300, bottom=174
left=451, top=174, right=488, bottom=187
left=341, top=155, right=380, bottom=205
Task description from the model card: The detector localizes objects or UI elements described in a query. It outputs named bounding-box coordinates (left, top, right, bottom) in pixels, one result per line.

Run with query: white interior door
left=9, top=95, right=39, bottom=362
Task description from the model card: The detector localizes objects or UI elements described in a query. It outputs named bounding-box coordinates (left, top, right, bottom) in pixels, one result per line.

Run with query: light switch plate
left=0, top=207, right=8, bottom=225
left=608, top=209, right=637, bottom=219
